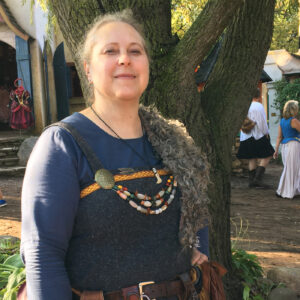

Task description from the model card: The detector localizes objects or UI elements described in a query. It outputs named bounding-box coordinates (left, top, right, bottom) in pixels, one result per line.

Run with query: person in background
left=0, top=188, right=7, bottom=207
left=273, top=100, right=300, bottom=199
left=21, top=10, right=211, bottom=300
left=237, top=88, right=275, bottom=188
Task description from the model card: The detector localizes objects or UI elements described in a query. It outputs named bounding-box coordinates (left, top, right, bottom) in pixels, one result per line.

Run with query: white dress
left=276, top=117, right=300, bottom=199
left=276, top=141, right=300, bottom=199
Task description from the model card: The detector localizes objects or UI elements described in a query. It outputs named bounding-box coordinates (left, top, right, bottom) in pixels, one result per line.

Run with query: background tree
left=171, top=0, right=206, bottom=38
left=171, top=0, right=299, bottom=53
left=33, top=0, right=275, bottom=298
left=271, top=0, right=298, bottom=52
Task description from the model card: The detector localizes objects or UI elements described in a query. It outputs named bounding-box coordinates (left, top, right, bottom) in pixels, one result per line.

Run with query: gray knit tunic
left=60, top=123, right=192, bottom=293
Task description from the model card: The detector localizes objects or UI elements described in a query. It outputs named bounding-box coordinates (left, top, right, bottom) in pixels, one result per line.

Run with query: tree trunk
left=188, top=1, right=275, bottom=298
left=51, top=0, right=275, bottom=299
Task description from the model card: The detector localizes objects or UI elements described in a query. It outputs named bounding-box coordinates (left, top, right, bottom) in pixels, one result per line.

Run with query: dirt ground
left=0, top=162, right=299, bottom=274
left=231, top=162, right=300, bottom=272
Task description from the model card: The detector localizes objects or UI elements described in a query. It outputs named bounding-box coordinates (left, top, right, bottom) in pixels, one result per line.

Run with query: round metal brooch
left=95, top=168, right=115, bottom=189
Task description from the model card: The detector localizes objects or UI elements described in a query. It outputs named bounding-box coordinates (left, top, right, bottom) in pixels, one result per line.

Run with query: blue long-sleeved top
left=21, top=112, right=209, bottom=299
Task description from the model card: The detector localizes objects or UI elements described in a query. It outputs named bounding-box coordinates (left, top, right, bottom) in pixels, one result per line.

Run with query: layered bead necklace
left=90, top=105, right=177, bottom=215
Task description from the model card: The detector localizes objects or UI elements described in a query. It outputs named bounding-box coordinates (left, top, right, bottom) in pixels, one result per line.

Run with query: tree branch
left=146, top=0, right=244, bottom=124
left=203, top=0, right=275, bottom=151
left=174, top=0, right=244, bottom=82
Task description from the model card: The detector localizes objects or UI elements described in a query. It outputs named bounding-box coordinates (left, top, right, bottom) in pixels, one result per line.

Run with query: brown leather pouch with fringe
left=192, top=261, right=227, bottom=300
left=241, top=117, right=256, bottom=134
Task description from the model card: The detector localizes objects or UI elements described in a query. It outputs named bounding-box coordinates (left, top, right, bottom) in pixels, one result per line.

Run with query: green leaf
left=253, top=295, right=264, bottom=300
left=243, top=285, right=250, bottom=300
left=3, top=255, right=24, bottom=269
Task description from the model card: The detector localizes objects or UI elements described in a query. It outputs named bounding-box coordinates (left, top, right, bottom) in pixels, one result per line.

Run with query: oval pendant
left=95, top=168, right=115, bottom=189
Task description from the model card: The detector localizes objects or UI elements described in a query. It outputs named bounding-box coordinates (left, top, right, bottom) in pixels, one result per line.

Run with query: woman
left=21, top=10, right=210, bottom=299
left=274, top=100, right=300, bottom=199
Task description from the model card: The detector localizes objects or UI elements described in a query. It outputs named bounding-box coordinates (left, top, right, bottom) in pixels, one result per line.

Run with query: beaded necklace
left=90, top=105, right=162, bottom=183
left=90, top=105, right=177, bottom=215
left=113, top=176, right=177, bottom=215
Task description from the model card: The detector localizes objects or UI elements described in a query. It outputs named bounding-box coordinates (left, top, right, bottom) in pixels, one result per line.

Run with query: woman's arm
left=191, top=226, right=209, bottom=265
left=291, top=117, right=300, bottom=132
left=21, top=127, right=81, bottom=300
left=273, top=124, right=283, bottom=159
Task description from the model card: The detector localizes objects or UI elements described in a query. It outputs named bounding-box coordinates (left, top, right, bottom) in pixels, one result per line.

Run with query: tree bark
left=51, top=0, right=276, bottom=299
left=50, top=0, right=101, bottom=100
left=189, top=1, right=275, bottom=298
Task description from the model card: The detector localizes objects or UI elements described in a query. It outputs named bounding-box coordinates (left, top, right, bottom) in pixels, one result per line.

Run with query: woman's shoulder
left=34, top=113, right=94, bottom=158
left=43, top=112, right=97, bottom=142
left=290, top=117, right=300, bottom=127
left=36, top=123, right=79, bottom=158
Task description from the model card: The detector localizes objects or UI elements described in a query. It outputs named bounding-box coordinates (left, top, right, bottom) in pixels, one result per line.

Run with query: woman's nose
left=118, top=52, right=130, bottom=66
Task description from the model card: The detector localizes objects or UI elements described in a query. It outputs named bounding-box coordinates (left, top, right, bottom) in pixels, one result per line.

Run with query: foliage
left=273, top=78, right=300, bottom=112
left=230, top=217, right=285, bottom=300
left=22, top=0, right=57, bottom=41
left=231, top=248, right=274, bottom=300
left=171, top=0, right=207, bottom=38
left=230, top=217, right=275, bottom=300
left=0, top=239, right=20, bottom=261
left=171, top=0, right=299, bottom=51
left=0, top=253, right=25, bottom=300
left=0, top=238, right=25, bottom=300
left=231, top=217, right=250, bottom=250
left=270, top=0, right=298, bottom=53
left=25, top=0, right=299, bottom=53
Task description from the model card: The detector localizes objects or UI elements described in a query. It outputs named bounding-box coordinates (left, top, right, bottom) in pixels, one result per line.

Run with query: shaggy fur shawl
left=139, top=105, right=210, bottom=247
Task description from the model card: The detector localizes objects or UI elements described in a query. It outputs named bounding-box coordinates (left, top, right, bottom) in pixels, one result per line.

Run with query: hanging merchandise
left=9, top=78, right=34, bottom=130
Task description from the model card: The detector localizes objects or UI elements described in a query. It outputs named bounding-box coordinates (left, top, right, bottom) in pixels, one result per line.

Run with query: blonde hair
left=283, top=100, right=299, bottom=119
left=80, top=9, right=149, bottom=65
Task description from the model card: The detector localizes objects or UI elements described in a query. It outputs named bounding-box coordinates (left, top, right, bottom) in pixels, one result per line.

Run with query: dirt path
left=0, top=162, right=299, bottom=274
left=231, top=162, right=300, bottom=272
left=0, top=176, right=22, bottom=238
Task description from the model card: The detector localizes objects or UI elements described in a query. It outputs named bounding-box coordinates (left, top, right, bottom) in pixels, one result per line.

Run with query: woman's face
left=86, top=22, right=149, bottom=103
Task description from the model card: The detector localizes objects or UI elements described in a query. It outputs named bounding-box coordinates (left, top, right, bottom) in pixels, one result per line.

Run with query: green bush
left=232, top=248, right=275, bottom=300
left=0, top=254, right=25, bottom=300
left=273, top=78, right=300, bottom=113
left=0, top=238, right=25, bottom=300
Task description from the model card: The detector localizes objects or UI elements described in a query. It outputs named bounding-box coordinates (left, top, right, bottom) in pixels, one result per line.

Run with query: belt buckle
left=138, top=281, right=155, bottom=300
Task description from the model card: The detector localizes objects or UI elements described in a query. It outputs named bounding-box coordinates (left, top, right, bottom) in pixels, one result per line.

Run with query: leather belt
left=72, top=279, right=186, bottom=300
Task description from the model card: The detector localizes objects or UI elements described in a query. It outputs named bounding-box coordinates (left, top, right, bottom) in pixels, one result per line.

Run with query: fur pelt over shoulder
left=139, top=105, right=210, bottom=247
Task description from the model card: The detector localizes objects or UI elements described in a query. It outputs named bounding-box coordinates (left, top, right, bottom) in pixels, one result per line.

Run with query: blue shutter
left=66, top=65, right=72, bottom=99
left=15, top=36, right=32, bottom=96
left=44, top=49, right=51, bottom=124
left=53, top=42, right=69, bottom=120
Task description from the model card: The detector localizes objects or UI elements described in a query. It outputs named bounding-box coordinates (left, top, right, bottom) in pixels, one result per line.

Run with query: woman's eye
left=105, top=49, right=117, bottom=54
left=130, top=49, right=141, bottom=55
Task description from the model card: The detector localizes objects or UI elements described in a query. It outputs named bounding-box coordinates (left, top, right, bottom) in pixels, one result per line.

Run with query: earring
left=88, top=78, right=93, bottom=84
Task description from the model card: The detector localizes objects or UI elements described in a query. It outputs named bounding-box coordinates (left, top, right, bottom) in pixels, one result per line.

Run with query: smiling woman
left=83, top=21, right=149, bottom=110
left=21, top=9, right=210, bottom=300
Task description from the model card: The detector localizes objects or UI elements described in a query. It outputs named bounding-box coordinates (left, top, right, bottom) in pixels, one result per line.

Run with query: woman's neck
left=81, top=97, right=143, bottom=139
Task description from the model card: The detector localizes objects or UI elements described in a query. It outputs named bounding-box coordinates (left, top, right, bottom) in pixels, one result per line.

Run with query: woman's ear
left=84, top=61, right=93, bottom=83
left=84, top=61, right=91, bottom=77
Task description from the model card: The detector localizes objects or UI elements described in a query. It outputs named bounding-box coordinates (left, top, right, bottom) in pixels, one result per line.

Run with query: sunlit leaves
left=171, top=0, right=299, bottom=52
left=171, top=0, right=207, bottom=38
left=271, top=0, right=299, bottom=52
